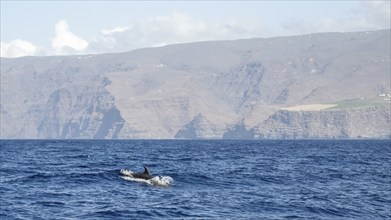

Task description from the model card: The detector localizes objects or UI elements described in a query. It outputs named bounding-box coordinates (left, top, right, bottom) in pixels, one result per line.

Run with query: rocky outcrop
left=175, top=114, right=218, bottom=139
left=223, top=119, right=254, bottom=139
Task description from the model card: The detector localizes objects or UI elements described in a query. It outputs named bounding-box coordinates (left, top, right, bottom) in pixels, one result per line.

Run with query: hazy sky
left=1, top=0, right=390, bottom=57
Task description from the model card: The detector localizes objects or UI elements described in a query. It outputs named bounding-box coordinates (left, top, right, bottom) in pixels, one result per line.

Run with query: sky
left=1, top=0, right=390, bottom=58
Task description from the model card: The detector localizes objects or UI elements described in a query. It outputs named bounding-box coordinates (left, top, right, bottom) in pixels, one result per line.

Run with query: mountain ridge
left=1, top=29, right=390, bottom=139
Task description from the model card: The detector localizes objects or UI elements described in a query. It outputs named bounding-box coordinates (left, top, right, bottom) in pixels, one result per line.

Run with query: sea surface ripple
left=1, top=140, right=390, bottom=219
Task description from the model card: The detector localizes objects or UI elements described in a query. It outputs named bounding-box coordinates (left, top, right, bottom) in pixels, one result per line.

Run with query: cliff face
left=250, top=106, right=390, bottom=139
left=0, top=58, right=124, bottom=139
left=1, top=30, right=390, bottom=139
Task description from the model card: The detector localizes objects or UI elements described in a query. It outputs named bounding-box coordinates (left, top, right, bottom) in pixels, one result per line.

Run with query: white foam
left=150, top=176, right=174, bottom=187
left=120, top=169, right=173, bottom=187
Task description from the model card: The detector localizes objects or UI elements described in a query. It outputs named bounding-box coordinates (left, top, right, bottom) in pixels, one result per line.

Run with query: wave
left=119, top=169, right=173, bottom=187
left=3, top=169, right=119, bottom=185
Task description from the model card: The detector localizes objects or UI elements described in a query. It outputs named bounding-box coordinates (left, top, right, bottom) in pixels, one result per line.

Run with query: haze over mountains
left=1, top=29, right=390, bottom=139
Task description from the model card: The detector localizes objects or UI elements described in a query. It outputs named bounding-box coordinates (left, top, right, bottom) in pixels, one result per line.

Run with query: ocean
left=1, top=140, right=390, bottom=219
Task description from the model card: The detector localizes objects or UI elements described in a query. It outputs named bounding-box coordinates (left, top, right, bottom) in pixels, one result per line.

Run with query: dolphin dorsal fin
left=143, top=166, right=150, bottom=175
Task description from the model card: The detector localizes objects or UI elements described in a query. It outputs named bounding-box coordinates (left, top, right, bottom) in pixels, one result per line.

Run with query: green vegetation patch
left=327, top=97, right=390, bottom=110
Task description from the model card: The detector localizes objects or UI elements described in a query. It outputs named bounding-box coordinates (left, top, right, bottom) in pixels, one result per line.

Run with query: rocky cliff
left=1, top=30, right=390, bottom=139
left=250, top=106, right=390, bottom=139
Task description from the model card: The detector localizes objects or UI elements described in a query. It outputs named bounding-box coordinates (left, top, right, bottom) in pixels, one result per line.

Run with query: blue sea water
left=0, top=140, right=390, bottom=219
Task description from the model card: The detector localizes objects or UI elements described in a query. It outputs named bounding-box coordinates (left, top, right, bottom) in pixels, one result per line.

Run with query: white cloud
left=1, top=39, right=44, bottom=58
left=357, top=1, right=390, bottom=28
left=86, top=12, right=267, bottom=54
left=2, top=20, right=90, bottom=57
left=102, top=26, right=130, bottom=35
left=318, top=1, right=390, bottom=32
left=51, top=20, right=88, bottom=55
left=4, top=2, right=389, bottom=58
left=281, top=0, right=390, bottom=35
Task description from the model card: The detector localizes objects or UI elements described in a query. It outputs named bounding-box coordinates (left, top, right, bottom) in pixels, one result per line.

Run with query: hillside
left=1, top=29, right=390, bottom=139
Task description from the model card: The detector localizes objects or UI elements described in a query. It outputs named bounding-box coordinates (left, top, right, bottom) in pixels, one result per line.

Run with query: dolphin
left=127, top=166, right=154, bottom=180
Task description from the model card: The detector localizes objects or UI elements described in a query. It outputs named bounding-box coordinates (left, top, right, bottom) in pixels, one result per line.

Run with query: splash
left=119, top=169, right=173, bottom=187
left=119, top=169, right=134, bottom=176
left=150, top=176, right=174, bottom=187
